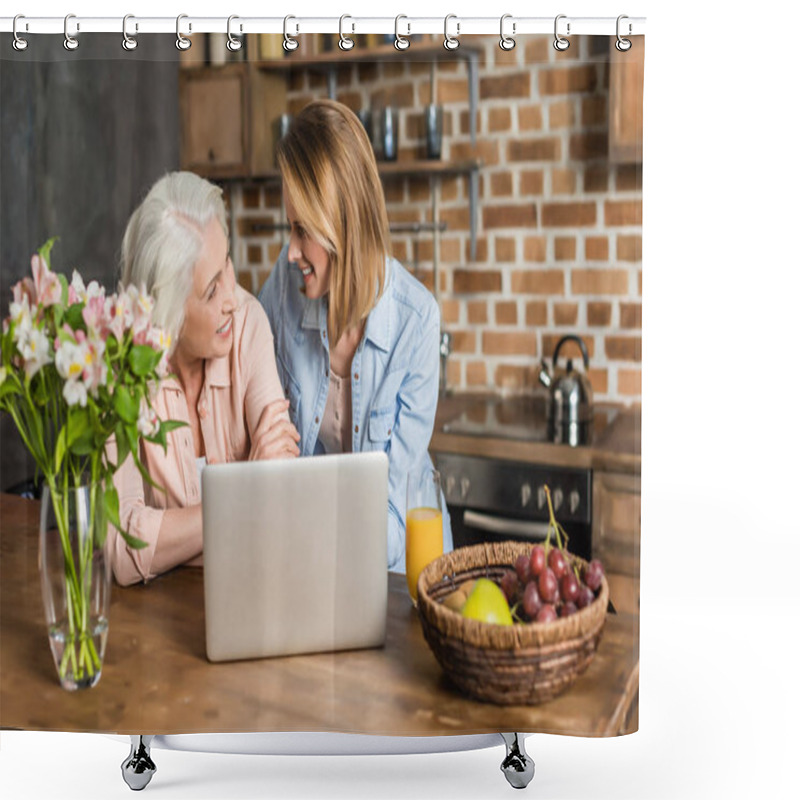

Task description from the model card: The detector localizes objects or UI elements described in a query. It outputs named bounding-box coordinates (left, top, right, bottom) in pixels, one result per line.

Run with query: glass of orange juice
left=406, top=464, right=444, bottom=605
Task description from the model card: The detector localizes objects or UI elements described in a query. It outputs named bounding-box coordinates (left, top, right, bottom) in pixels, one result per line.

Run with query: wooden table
left=0, top=494, right=638, bottom=737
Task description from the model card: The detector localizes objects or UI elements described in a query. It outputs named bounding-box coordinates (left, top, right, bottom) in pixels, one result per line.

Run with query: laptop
left=201, top=451, right=389, bottom=662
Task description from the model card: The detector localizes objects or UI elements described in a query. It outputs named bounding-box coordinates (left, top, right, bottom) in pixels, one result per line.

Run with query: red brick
left=453, top=270, right=502, bottom=293
left=570, top=133, right=609, bottom=160
left=526, top=301, right=548, bottom=326
left=584, top=166, right=609, bottom=193
left=554, top=303, right=579, bottom=326
left=483, top=331, right=537, bottom=356
left=511, top=269, right=565, bottom=294
left=588, top=368, right=608, bottom=396
left=237, top=270, right=254, bottom=294
left=450, top=330, right=477, bottom=354
left=480, top=72, right=531, bottom=100
left=539, top=65, right=597, bottom=95
left=519, top=105, right=543, bottom=131
left=450, top=139, right=500, bottom=166
left=585, top=237, right=609, bottom=261
left=483, top=203, right=537, bottom=229
left=467, top=301, right=488, bottom=324
left=242, top=187, right=261, bottom=209
left=466, top=361, right=487, bottom=387
left=618, top=369, right=642, bottom=396
left=523, top=237, right=547, bottom=262
left=238, top=216, right=278, bottom=237
left=541, top=202, right=596, bottom=227
left=616, top=165, right=643, bottom=191
left=437, top=78, right=470, bottom=104
left=520, top=170, right=544, bottom=195
left=490, top=172, right=514, bottom=197
left=446, top=360, right=462, bottom=388
left=508, top=138, right=561, bottom=162
left=620, top=303, right=642, bottom=329
left=495, top=301, right=518, bottom=325
left=552, top=168, right=577, bottom=195
left=587, top=302, right=612, bottom=326
left=605, top=336, right=642, bottom=362
left=618, top=235, right=643, bottom=262
left=605, top=200, right=643, bottom=226
left=572, top=269, right=629, bottom=295
left=582, top=96, right=607, bottom=126
left=524, top=36, right=550, bottom=64
left=441, top=300, right=461, bottom=325
left=495, top=238, right=516, bottom=262
left=247, top=245, right=263, bottom=264
left=495, top=364, right=539, bottom=392
left=549, top=100, right=576, bottom=129
left=555, top=237, right=576, bottom=261
left=489, top=107, right=512, bottom=132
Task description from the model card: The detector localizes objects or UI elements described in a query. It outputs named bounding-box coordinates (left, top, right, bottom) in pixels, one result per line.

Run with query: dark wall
left=0, top=35, right=180, bottom=491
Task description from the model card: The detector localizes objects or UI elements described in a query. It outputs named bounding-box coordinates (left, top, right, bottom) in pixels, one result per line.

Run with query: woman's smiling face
left=284, top=187, right=331, bottom=300
left=175, top=217, right=236, bottom=364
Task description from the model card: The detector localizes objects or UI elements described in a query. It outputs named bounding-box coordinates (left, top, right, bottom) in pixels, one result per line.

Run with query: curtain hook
left=283, top=15, right=299, bottom=52
left=12, top=14, right=28, bottom=51
left=615, top=15, right=632, bottom=52
left=443, top=14, right=460, bottom=51
left=394, top=15, right=410, bottom=51
left=63, top=13, right=79, bottom=51
left=499, top=14, right=515, bottom=51
left=339, top=15, right=355, bottom=51
left=553, top=14, right=570, bottom=51
left=176, top=14, right=191, bottom=51
left=227, top=15, right=243, bottom=52
left=122, top=14, right=138, bottom=51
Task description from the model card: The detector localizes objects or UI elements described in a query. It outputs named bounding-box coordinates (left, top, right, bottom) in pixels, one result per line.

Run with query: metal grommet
left=122, top=14, right=138, bottom=51
left=63, top=13, right=79, bottom=51
left=227, top=15, right=243, bottom=52
left=615, top=14, right=632, bottom=52
left=12, top=15, right=28, bottom=51
left=443, top=14, right=460, bottom=51
left=283, top=15, right=299, bottom=52
left=553, top=14, right=570, bottom=51
left=394, top=15, right=410, bottom=51
left=499, top=14, right=515, bottom=51
left=339, top=15, right=355, bottom=51
left=176, top=14, right=191, bottom=51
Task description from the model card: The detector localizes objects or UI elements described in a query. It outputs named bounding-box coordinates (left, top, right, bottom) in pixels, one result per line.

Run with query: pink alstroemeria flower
left=31, top=254, right=62, bottom=309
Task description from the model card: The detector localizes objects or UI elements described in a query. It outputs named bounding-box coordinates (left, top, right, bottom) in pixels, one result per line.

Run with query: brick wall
left=231, top=35, right=642, bottom=406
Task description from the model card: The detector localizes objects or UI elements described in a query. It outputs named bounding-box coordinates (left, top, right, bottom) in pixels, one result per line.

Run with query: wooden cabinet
left=179, top=63, right=286, bottom=179
left=592, top=470, right=640, bottom=615
left=609, top=37, right=644, bottom=164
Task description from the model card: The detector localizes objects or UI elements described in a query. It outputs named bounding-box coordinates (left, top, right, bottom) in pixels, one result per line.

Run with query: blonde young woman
left=259, top=100, right=452, bottom=572
left=110, top=171, right=299, bottom=586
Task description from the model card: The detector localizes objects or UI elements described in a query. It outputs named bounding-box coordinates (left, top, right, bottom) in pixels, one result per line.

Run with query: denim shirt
left=258, top=245, right=453, bottom=571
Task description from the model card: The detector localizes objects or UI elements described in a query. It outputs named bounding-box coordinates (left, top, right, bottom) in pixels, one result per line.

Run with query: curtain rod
left=0, top=16, right=646, bottom=37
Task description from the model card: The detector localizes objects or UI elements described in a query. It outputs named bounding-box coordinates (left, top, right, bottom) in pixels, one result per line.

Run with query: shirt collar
left=300, top=258, right=393, bottom=353
left=160, top=355, right=231, bottom=392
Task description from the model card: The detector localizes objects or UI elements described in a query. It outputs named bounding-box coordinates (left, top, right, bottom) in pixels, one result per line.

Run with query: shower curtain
left=0, top=17, right=643, bottom=797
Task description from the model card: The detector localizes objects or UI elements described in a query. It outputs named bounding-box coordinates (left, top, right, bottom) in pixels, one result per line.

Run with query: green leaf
left=63, top=303, right=86, bottom=332
left=104, top=485, right=148, bottom=550
left=159, top=419, right=188, bottom=434
left=58, top=273, right=69, bottom=307
left=66, top=406, right=95, bottom=455
left=118, top=527, right=149, bottom=550
left=113, top=423, right=131, bottom=470
left=37, top=237, right=59, bottom=268
left=124, top=424, right=166, bottom=495
left=128, top=345, right=160, bottom=377
left=113, top=385, right=138, bottom=424
left=55, top=427, right=67, bottom=473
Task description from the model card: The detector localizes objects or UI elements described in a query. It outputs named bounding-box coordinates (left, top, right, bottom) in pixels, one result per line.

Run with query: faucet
left=439, top=331, right=451, bottom=396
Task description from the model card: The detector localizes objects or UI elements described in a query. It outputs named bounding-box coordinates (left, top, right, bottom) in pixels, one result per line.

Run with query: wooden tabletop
left=0, top=494, right=639, bottom=737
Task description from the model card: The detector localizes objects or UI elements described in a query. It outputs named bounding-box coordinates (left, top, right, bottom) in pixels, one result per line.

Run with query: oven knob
left=537, top=485, right=547, bottom=509
left=445, top=474, right=456, bottom=499
left=460, top=477, right=471, bottom=499
left=553, top=488, right=564, bottom=512
left=569, top=490, right=580, bottom=514
left=521, top=483, right=532, bottom=507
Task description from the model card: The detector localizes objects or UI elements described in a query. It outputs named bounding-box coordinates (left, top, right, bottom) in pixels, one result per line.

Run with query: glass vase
left=39, top=482, right=111, bottom=691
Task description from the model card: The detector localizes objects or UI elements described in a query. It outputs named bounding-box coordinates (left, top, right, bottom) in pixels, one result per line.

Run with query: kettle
left=538, top=335, right=593, bottom=447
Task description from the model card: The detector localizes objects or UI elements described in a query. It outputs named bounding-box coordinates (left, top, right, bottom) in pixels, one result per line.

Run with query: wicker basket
left=416, top=541, right=608, bottom=706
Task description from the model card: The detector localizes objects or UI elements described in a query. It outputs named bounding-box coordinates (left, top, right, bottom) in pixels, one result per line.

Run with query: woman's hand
left=249, top=399, right=301, bottom=460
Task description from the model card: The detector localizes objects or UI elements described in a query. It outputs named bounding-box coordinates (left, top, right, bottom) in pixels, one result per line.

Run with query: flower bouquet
left=0, top=239, right=181, bottom=689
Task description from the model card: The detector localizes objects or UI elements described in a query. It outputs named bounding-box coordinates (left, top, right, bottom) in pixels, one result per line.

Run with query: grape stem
left=543, top=485, right=580, bottom=577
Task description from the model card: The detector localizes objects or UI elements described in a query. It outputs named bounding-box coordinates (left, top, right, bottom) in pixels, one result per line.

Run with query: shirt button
left=354, top=425, right=359, bottom=433
left=198, top=405, right=208, bottom=419
left=315, top=416, right=320, bottom=424
left=387, top=429, right=391, bottom=436
left=322, top=330, right=327, bottom=339
left=354, top=373, right=359, bottom=381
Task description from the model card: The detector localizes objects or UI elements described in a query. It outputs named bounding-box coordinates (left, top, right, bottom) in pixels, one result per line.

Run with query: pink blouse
left=109, top=286, right=286, bottom=586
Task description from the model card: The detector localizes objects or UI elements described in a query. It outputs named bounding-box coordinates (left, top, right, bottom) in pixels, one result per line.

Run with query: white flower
left=136, top=397, right=158, bottom=437
left=9, top=295, right=33, bottom=345
left=63, top=378, right=88, bottom=408
left=107, top=290, right=134, bottom=341
left=55, top=338, right=87, bottom=382
left=19, top=327, right=53, bottom=379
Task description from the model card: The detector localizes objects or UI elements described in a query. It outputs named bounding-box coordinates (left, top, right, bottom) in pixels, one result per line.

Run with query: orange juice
left=405, top=507, right=444, bottom=604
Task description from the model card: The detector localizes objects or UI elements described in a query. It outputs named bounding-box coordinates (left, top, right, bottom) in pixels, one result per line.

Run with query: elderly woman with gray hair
left=110, top=171, right=299, bottom=586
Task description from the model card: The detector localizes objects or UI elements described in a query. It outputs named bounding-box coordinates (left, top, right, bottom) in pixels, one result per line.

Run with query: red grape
left=560, top=572, right=580, bottom=604
left=559, top=601, right=578, bottom=618
left=522, top=582, right=542, bottom=619
left=576, top=585, right=595, bottom=609
left=500, top=570, right=519, bottom=603
left=548, top=548, right=568, bottom=580
left=515, top=554, right=532, bottom=584
left=538, top=568, right=558, bottom=603
left=529, top=545, right=546, bottom=577
left=583, top=559, right=605, bottom=592
left=536, top=604, right=557, bottom=623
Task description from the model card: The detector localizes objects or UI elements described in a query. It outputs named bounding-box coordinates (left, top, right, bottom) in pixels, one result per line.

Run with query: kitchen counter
left=431, top=392, right=641, bottom=475
left=0, top=494, right=638, bottom=737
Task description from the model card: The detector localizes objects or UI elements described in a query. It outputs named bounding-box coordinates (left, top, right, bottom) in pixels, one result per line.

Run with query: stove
left=435, top=393, right=615, bottom=560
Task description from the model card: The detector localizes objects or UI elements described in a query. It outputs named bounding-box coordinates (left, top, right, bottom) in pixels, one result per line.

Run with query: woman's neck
left=170, top=346, right=204, bottom=397
left=328, top=321, right=365, bottom=378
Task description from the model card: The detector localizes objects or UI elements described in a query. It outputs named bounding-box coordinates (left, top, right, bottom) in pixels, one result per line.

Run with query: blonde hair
left=277, top=100, right=390, bottom=346
left=120, top=171, right=228, bottom=349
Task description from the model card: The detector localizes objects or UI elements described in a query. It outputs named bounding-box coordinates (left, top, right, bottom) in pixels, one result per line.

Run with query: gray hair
left=120, top=171, right=228, bottom=348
